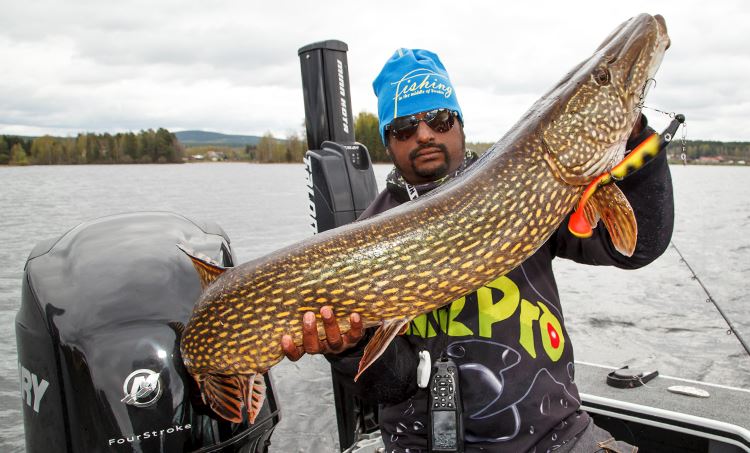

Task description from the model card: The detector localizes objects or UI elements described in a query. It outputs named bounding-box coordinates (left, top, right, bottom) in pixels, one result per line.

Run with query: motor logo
left=121, top=369, right=162, bottom=407
left=19, top=363, right=49, bottom=413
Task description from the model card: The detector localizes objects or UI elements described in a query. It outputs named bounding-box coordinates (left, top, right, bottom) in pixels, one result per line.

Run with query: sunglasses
left=386, top=109, right=458, bottom=142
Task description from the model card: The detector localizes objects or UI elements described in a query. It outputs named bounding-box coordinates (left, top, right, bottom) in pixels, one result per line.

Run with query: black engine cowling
left=16, top=211, right=279, bottom=452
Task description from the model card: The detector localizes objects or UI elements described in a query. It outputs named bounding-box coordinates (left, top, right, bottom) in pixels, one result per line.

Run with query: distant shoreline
left=3, top=130, right=749, bottom=167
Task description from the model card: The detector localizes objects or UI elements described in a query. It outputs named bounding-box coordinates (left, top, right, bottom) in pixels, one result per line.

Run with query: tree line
left=0, top=128, right=184, bottom=165
left=181, top=131, right=309, bottom=163
left=678, top=140, right=750, bottom=161
left=252, top=132, right=307, bottom=163
left=351, top=112, right=749, bottom=164
left=3, top=118, right=748, bottom=166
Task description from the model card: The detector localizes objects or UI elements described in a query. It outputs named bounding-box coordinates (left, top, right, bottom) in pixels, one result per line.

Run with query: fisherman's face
left=385, top=109, right=466, bottom=185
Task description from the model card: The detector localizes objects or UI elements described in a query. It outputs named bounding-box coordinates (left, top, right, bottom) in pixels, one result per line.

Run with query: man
left=282, top=48, right=673, bottom=452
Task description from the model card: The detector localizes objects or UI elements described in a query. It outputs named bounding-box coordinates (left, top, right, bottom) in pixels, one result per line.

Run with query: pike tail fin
left=177, top=243, right=227, bottom=290
left=355, top=317, right=412, bottom=382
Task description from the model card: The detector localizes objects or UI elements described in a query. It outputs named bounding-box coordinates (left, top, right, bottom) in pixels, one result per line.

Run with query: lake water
left=0, top=163, right=748, bottom=452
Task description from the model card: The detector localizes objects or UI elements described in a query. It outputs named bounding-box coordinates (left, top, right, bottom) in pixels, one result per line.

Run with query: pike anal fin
left=247, top=374, right=267, bottom=424
left=199, top=372, right=267, bottom=424
left=355, top=317, right=412, bottom=382
left=200, top=373, right=247, bottom=424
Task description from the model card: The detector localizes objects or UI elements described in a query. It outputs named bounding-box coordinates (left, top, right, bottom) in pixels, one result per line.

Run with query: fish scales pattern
left=182, top=137, right=582, bottom=375
left=180, top=14, right=670, bottom=423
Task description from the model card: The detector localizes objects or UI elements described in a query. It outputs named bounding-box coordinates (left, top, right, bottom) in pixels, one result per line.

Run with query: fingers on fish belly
left=198, top=372, right=267, bottom=424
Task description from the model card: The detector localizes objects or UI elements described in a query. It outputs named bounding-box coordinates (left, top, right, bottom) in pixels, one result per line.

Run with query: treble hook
left=636, top=78, right=658, bottom=109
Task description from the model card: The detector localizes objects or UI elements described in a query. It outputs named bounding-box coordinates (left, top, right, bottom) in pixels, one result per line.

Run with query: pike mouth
left=654, top=14, right=670, bottom=49
left=606, top=14, right=669, bottom=99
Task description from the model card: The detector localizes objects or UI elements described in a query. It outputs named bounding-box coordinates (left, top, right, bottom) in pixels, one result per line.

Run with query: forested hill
left=0, top=129, right=184, bottom=165
left=2, top=117, right=749, bottom=166
left=174, top=130, right=262, bottom=147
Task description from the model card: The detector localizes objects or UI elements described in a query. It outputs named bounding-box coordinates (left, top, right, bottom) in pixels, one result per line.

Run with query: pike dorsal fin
left=177, top=243, right=227, bottom=290
left=247, top=374, right=267, bottom=424
left=355, top=317, right=412, bottom=382
left=588, top=183, right=637, bottom=257
left=199, top=373, right=247, bottom=424
left=168, top=321, right=186, bottom=338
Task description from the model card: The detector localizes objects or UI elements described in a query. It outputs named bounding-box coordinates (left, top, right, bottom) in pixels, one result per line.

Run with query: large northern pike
left=177, top=13, right=670, bottom=423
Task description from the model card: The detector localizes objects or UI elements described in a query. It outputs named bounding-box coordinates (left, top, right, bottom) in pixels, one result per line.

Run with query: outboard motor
left=298, top=40, right=380, bottom=451
left=15, top=212, right=279, bottom=452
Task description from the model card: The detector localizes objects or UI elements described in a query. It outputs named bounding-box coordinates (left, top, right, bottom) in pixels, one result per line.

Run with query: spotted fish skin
left=180, top=13, right=670, bottom=421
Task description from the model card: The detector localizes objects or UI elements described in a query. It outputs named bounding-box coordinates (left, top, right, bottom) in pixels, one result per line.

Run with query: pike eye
left=594, top=67, right=611, bottom=86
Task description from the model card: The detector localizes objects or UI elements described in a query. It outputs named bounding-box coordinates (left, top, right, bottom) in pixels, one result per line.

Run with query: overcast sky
left=1, top=0, right=748, bottom=142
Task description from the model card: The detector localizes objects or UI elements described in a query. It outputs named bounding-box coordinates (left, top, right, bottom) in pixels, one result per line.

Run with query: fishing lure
left=569, top=114, right=685, bottom=238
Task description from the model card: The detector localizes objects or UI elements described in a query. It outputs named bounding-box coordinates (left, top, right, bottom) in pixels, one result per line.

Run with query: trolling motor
left=298, top=40, right=380, bottom=451
left=15, top=212, right=280, bottom=452
left=299, top=40, right=378, bottom=234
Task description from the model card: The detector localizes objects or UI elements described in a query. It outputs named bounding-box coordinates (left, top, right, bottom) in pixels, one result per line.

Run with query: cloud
left=0, top=0, right=748, bottom=141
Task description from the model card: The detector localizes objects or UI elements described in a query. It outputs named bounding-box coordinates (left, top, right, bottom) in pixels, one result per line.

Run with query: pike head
left=540, top=13, right=670, bottom=185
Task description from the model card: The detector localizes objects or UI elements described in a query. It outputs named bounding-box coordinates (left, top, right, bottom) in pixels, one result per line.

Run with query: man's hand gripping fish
left=174, top=13, right=671, bottom=424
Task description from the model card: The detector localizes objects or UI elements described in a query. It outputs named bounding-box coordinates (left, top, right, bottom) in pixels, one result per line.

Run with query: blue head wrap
left=373, top=48, right=463, bottom=143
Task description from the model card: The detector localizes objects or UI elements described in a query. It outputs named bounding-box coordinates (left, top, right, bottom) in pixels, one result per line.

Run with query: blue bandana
left=373, top=48, right=463, bottom=143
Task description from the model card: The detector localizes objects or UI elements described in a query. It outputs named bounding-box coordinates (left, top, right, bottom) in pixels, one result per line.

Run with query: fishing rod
left=650, top=110, right=750, bottom=358
left=631, top=109, right=750, bottom=359
left=670, top=241, right=750, bottom=358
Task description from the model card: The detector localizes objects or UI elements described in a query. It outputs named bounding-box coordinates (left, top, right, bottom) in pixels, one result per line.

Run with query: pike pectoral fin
left=199, top=373, right=246, bottom=424
left=355, top=317, right=412, bottom=382
left=588, top=183, right=638, bottom=256
left=177, top=243, right=227, bottom=290
left=247, top=374, right=266, bottom=424
left=568, top=174, right=606, bottom=239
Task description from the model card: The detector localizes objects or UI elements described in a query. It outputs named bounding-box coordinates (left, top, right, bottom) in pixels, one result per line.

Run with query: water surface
left=0, top=163, right=747, bottom=452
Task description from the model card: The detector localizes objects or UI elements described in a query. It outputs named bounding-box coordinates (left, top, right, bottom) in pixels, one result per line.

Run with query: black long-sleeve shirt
left=328, top=116, right=674, bottom=452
